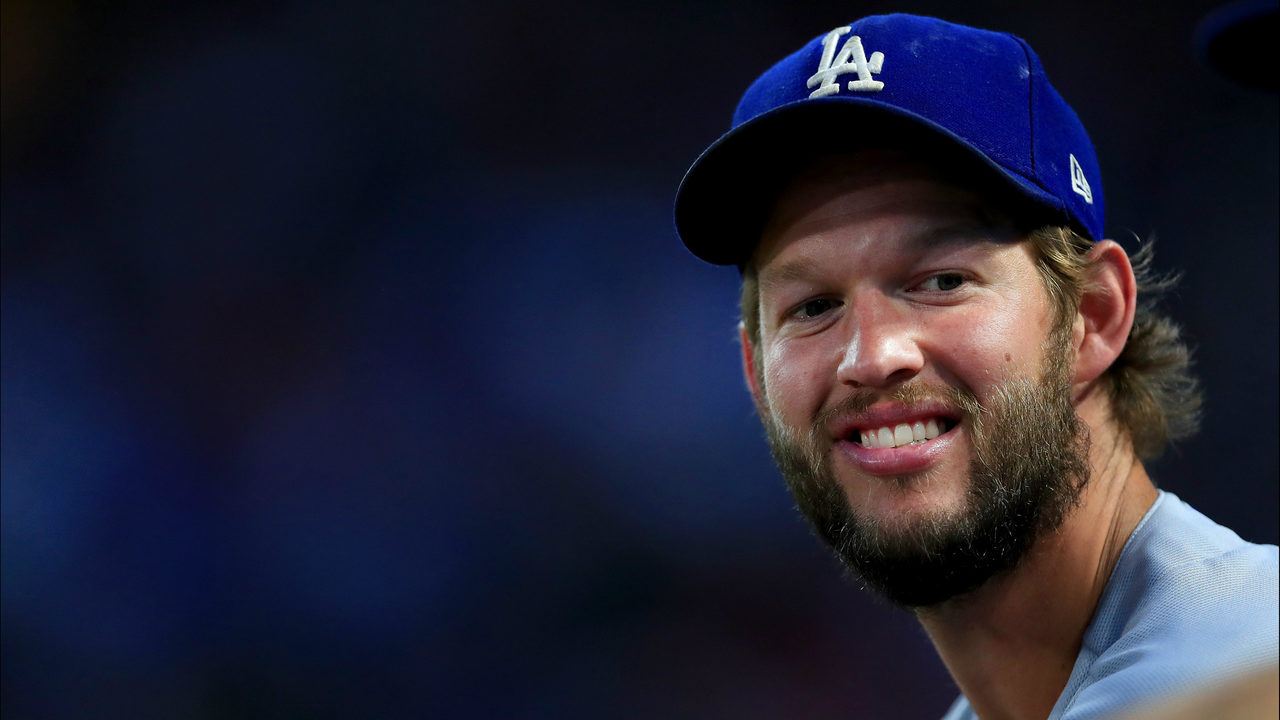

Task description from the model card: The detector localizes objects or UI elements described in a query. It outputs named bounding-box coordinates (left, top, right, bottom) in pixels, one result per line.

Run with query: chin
left=837, top=464, right=971, bottom=530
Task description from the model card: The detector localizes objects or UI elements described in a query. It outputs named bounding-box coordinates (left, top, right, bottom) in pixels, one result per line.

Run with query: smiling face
left=744, top=151, right=1090, bottom=607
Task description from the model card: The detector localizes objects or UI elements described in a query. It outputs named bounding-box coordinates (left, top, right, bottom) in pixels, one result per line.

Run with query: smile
left=854, top=418, right=957, bottom=449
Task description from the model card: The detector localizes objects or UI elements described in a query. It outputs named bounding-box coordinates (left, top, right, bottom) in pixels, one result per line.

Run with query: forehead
left=753, top=149, right=1015, bottom=274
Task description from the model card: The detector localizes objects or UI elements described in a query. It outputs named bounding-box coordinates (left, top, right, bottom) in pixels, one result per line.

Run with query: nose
left=836, top=291, right=924, bottom=388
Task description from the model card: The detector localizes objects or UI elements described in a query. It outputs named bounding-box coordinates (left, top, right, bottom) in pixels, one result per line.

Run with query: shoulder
left=1097, top=492, right=1278, bottom=641
left=1054, top=492, right=1279, bottom=719
left=939, top=695, right=976, bottom=720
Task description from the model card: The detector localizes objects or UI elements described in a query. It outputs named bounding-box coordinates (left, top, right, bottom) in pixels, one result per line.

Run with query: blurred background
left=2, top=1, right=1275, bottom=718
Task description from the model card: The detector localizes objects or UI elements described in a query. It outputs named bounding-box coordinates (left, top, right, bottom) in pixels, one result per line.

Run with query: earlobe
left=1072, top=240, right=1137, bottom=386
left=739, top=323, right=768, bottom=413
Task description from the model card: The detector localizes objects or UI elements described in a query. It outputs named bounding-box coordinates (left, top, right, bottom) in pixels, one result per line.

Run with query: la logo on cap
left=807, top=26, right=885, bottom=98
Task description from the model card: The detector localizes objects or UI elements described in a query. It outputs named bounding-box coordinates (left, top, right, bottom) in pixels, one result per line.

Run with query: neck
left=916, top=393, right=1158, bottom=720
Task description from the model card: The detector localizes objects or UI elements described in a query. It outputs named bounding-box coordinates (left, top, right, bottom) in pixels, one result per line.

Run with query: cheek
left=763, top=340, right=833, bottom=421
left=940, top=244, right=1059, bottom=375
left=965, top=315, right=1022, bottom=371
left=933, top=294, right=1055, bottom=382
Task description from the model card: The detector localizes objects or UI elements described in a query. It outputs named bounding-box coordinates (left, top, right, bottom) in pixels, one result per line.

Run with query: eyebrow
left=757, top=258, right=823, bottom=291
left=757, top=219, right=1011, bottom=292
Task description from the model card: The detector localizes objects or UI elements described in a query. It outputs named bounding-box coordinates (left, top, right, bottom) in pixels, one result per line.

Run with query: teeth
left=893, top=424, right=913, bottom=446
left=859, top=418, right=947, bottom=448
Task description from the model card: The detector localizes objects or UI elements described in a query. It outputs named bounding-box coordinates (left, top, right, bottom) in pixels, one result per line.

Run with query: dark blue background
left=3, top=1, right=1275, bottom=718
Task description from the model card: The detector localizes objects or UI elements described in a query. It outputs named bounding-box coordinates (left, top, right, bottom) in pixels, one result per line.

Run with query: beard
left=760, top=333, right=1090, bottom=609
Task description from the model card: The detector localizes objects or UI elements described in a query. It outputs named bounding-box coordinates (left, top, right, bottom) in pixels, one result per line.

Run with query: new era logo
left=1070, top=154, right=1093, bottom=204
left=807, top=26, right=884, bottom=98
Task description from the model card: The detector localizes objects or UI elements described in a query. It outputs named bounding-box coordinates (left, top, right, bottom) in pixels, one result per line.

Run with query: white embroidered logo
left=806, top=26, right=885, bottom=98
left=1069, top=154, right=1093, bottom=204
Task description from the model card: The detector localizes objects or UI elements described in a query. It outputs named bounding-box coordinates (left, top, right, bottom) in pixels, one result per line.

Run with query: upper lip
left=828, top=400, right=962, bottom=441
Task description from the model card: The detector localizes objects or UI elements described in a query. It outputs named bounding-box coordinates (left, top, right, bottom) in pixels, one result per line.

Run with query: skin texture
left=740, top=150, right=1159, bottom=720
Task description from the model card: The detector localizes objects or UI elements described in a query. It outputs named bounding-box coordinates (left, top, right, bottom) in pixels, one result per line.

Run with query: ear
left=739, top=322, right=768, bottom=413
left=1072, top=240, right=1137, bottom=387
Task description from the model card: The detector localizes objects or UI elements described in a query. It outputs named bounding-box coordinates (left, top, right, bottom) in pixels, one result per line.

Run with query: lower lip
left=834, top=425, right=961, bottom=476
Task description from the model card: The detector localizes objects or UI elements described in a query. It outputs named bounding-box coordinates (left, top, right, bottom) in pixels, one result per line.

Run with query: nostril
left=836, top=330, right=925, bottom=389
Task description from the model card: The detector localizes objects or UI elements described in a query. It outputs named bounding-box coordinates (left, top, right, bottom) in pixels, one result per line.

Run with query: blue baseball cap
left=675, top=14, right=1105, bottom=266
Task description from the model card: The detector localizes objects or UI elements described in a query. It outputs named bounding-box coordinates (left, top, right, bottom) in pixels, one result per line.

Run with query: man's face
left=747, top=151, right=1089, bottom=608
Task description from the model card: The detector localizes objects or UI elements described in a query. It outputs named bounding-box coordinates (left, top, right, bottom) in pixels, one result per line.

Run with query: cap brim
left=674, top=96, right=1070, bottom=267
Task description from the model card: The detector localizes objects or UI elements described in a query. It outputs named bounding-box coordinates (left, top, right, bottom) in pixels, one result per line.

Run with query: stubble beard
left=760, top=331, right=1091, bottom=609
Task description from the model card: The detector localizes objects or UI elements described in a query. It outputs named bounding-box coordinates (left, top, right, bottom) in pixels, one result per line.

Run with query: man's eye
left=794, top=298, right=839, bottom=318
left=918, top=273, right=966, bottom=292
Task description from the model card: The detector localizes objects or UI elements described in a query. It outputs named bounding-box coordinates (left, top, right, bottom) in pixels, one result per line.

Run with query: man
left=674, top=14, right=1278, bottom=720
